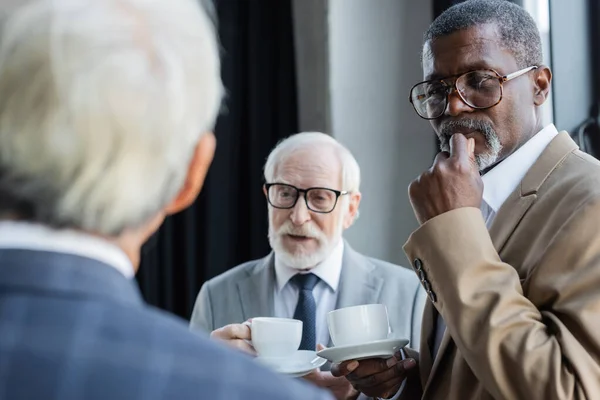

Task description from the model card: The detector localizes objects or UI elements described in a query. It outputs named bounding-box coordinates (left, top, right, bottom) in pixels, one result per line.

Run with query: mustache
left=276, top=221, right=323, bottom=240
left=438, top=119, right=496, bottom=145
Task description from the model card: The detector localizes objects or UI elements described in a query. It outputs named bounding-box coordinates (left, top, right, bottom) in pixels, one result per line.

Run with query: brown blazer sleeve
left=403, top=205, right=600, bottom=400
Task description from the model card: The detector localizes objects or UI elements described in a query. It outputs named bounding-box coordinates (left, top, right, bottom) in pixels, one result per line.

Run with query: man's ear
left=164, top=132, right=216, bottom=215
left=343, top=192, right=362, bottom=229
left=533, top=65, right=552, bottom=106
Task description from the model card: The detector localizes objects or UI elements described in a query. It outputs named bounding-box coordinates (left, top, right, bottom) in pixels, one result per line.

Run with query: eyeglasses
left=265, top=183, right=349, bottom=214
left=409, top=66, right=538, bottom=120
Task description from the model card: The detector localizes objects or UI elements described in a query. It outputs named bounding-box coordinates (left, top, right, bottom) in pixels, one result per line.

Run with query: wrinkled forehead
left=422, top=24, right=518, bottom=80
left=274, top=147, right=343, bottom=189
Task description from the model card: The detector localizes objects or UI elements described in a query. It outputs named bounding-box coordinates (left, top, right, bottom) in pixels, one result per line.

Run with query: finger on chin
left=467, top=137, right=477, bottom=165
left=449, top=133, right=469, bottom=159
left=467, top=137, right=475, bottom=154
left=433, top=151, right=450, bottom=165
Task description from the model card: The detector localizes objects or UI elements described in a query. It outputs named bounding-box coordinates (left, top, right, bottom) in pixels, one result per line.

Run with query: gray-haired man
left=191, top=132, right=426, bottom=400
left=0, top=1, right=332, bottom=399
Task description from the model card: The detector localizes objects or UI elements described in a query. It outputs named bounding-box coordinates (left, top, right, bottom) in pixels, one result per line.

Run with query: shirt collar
left=482, top=124, right=559, bottom=213
left=274, top=239, right=344, bottom=293
left=0, top=221, right=134, bottom=278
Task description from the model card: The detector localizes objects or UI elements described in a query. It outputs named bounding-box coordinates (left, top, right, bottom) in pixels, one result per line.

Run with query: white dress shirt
left=431, top=124, right=559, bottom=359
left=273, top=239, right=344, bottom=348
left=0, top=221, right=134, bottom=278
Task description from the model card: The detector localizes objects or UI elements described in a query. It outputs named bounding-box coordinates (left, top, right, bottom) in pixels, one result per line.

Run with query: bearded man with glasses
left=190, top=132, right=426, bottom=400
left=331, top=1, right=600, bottom=399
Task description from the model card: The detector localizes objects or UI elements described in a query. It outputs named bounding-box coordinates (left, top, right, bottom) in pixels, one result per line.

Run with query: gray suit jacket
left=0, top=249, right=332, bottom=400
left=190, top=243, right=426, bottom=349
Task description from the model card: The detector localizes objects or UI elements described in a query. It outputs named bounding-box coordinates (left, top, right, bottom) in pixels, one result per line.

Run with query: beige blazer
left=401, top=132, right=600, bottom=399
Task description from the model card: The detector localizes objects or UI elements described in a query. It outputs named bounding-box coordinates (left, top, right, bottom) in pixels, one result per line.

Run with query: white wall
left=523, top=0, right=554, bottom=127
left=549, top=0, right=591, bottom=132
left=329, top=0, right=435, bottom=265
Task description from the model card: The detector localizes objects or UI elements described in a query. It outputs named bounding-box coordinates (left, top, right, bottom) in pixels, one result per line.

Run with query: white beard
left=268, top=212, right=345, bottom=270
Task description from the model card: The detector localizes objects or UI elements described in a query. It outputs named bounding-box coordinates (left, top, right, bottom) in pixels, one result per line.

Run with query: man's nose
left=445, top=88, right=475, bottom=117
left=290, top=196, right=311, bottom=225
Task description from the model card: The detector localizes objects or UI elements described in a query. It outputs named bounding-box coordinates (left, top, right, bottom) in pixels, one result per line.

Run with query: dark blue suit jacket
left=0, top=249, right=331, bottom=400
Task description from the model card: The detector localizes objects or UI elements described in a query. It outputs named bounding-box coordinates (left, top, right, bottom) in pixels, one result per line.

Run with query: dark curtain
left=136, top=0, right=299, bottom=320
left=433, top=0, right=468, bottom=18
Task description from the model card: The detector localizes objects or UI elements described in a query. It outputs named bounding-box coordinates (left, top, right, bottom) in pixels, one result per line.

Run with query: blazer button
left=422, top=280, right=431, bottom=293
left=413, top=258, right=423, bottom=271
left=427, top=290, right=437, bottom=303
left=419, top=269, right=427, bottom=283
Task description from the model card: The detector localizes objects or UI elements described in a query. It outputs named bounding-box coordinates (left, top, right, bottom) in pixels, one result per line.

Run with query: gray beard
left=438, top=120, right=503, bottom=171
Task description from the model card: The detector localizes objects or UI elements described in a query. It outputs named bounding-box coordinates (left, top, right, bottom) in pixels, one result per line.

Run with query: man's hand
left=303, top=344, right=360, bottom=400
left=331, top=351, right=417, bottom=399
left=303, top=370, right=360, bottom=400
left=210, top=322, right=256, bottom=355
left=408, top=134, right=483, bottom=224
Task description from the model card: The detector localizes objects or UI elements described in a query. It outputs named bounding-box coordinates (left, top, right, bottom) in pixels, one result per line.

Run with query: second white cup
left=327, top=304, right=390, bottom=347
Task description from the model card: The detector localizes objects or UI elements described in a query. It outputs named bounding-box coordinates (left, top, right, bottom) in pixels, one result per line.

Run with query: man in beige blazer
left=331, top=1, right=600, bottom=399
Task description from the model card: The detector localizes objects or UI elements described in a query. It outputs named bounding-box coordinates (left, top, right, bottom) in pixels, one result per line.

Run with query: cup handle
left=242, top=320, right=253, bottom=347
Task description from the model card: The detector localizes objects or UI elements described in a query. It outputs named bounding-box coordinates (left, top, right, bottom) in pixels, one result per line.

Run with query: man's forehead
left=424, top=37, right=497, bottom=60
left=422, top=25, right=511, bottom=79
left=275, top=150, right=341, bottom=187
left=423, top=44, right=497, bottom=78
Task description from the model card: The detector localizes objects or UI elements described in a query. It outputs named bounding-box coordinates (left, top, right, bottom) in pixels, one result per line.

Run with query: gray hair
left=0, top=0, right=224, bottom=235
left=424, top=0, right=543, bottom=68
left=263, top=132, right=361, bottom=193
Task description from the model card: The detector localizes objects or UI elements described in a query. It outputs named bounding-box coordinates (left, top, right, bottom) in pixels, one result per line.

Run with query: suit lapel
left=237, top=254, right=275, bottom=320
left=420, top=132, right=579, bottom=392
left=489, top=132, right=577, bottom=254
left=335, top=243, right=383, bottom=309
left=489, top=191, right=535, bottom=253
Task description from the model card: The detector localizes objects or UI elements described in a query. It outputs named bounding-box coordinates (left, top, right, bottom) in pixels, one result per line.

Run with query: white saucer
left=256, top=350, right=327, bottom=378
left=316, top=338, right=409, bottom=363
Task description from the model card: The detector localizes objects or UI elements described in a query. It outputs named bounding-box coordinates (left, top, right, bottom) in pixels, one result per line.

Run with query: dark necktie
left=291, top=273, right=319, bottom=351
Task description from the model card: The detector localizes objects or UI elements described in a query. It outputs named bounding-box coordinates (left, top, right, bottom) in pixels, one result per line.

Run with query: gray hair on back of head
left=0, top=0, right=224, bottom=235
left=424, top=0, right=543, bottom=68
left=263, top=132, right=361, bottom=193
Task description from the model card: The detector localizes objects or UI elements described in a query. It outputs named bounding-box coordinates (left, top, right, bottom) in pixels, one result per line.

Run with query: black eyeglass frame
left=264, top=183, right=349, bottom=214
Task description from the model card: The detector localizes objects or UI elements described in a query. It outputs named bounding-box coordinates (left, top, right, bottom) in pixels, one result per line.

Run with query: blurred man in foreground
left=0, top=1, right=331, bottom=399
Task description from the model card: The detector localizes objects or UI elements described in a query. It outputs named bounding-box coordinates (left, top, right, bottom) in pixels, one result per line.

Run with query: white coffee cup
left=327, top=304, right=390, bottom=347
left=249, top=317, right=303, bottom=358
